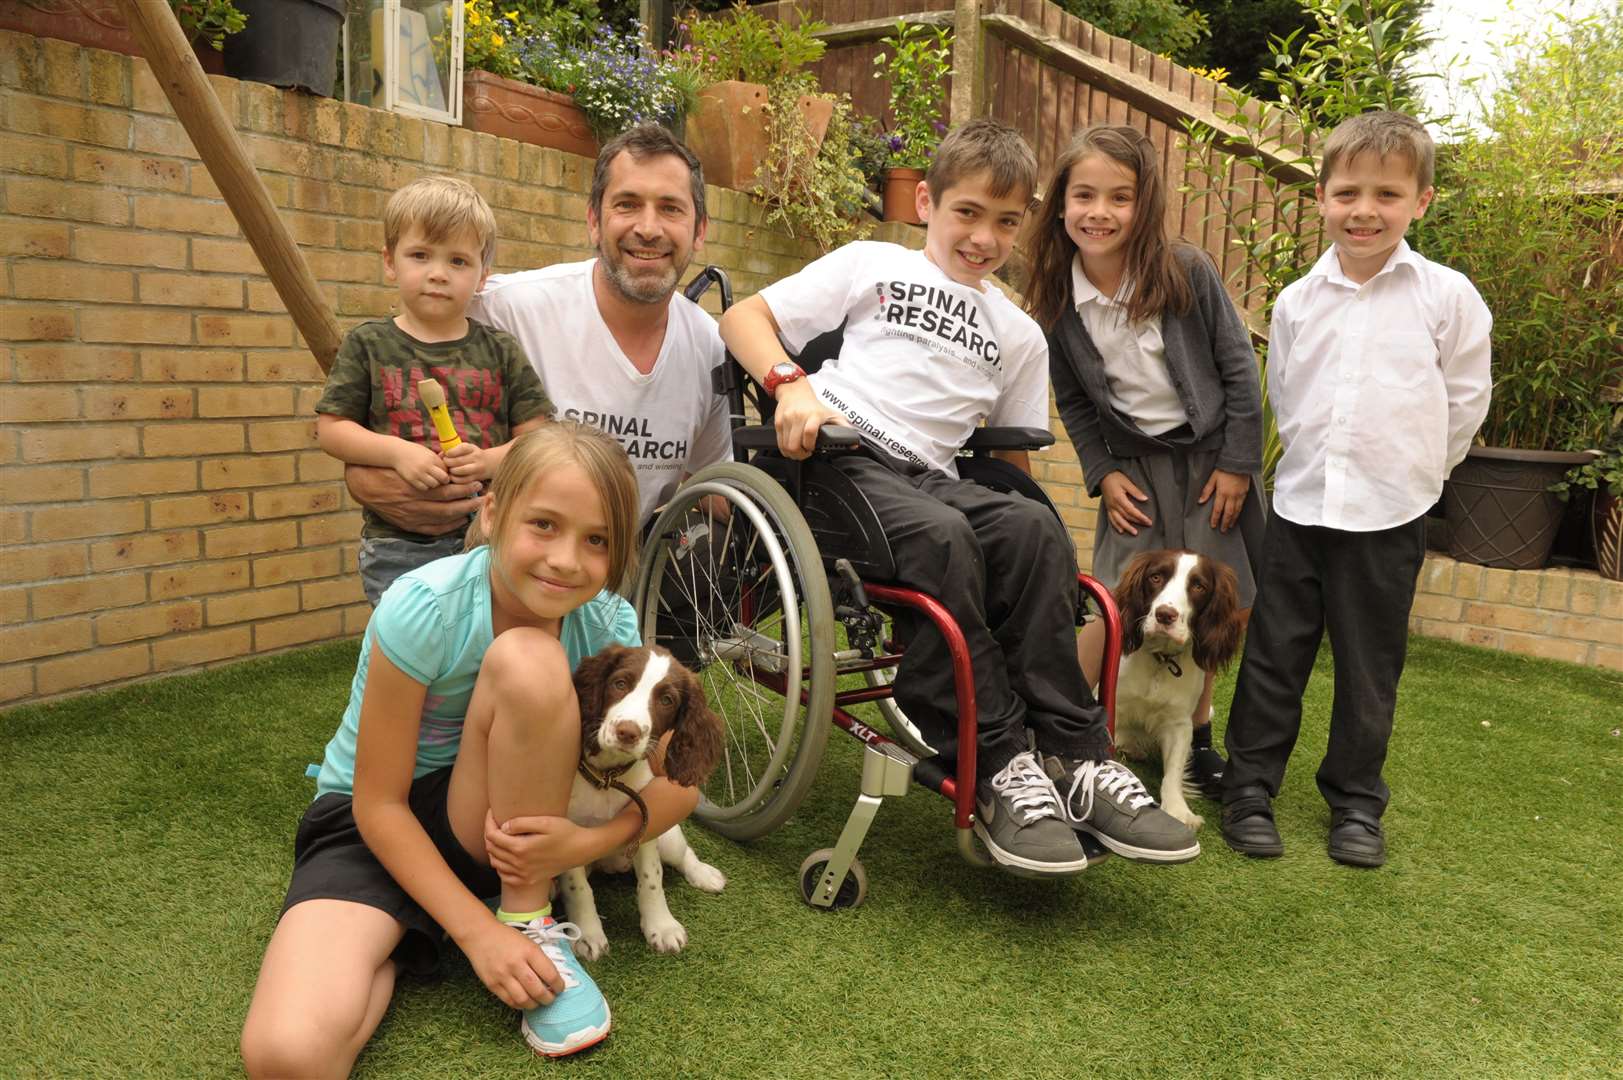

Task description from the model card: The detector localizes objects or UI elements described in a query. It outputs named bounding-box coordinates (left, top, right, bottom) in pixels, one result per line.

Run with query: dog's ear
left=572, top=645, right=627, bottom=728
left=1113, top=552, right=1154, bottom=656
left=1193, top=559, right=1243, bottom=673
left=662, top=666, right=723, bottom=788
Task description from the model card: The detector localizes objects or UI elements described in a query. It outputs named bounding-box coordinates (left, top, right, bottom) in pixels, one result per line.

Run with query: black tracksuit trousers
left=832, top=451, right=1112, bottom=779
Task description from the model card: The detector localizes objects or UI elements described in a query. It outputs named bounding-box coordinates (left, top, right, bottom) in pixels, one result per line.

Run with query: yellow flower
left=491, top=32, right=503, bottom=46
left=505, top=9, right=519, bottom=19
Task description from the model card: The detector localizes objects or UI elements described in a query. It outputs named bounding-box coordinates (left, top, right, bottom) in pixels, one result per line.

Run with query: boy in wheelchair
left=719, top=119, right=1199, bottom=875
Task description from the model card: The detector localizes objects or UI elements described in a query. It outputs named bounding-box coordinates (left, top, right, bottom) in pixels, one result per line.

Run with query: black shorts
left=281, top=766, right=502, bottom=975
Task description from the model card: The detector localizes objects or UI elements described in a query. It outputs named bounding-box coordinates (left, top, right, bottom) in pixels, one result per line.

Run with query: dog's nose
left=1154, top=604, right=1179, bottom=627
left=613, top=721, right=642, bottom=747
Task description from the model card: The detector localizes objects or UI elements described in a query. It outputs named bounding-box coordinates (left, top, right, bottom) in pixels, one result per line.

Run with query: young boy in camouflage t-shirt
left=316, top=176, right=552, bottom=604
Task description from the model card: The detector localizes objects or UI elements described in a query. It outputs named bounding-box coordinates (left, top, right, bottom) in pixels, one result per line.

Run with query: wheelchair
left=631, top=268, right=1124, bottom=909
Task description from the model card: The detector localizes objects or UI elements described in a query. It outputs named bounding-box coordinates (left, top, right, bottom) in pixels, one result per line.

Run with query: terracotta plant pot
left=685, top=80, right=836, bottom=191
left=881, top=167, right=926, bottom=224
left=1442, top=446, right=1598, bottom=570
left=0, top=0, right=227, bottom=72
left=462, top=69, right=599, bottom=159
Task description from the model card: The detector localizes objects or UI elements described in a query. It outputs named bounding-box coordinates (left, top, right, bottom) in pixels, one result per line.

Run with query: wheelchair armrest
left=961, top=426, right=1056, bottom=454
left=732, top=423, right=861, bottom=452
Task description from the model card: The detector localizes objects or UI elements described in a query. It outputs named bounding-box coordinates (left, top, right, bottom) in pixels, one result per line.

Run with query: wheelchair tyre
left=798, top=849, right=867, bottom=910
left=634, top=463, right=835, bottom=841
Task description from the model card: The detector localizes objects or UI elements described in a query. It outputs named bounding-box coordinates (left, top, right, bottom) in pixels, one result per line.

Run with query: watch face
left=771, top=362, right=799, bottom=379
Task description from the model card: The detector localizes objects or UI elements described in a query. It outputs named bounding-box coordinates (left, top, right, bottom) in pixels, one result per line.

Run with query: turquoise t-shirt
left=312, top=545, right=640, bottom=798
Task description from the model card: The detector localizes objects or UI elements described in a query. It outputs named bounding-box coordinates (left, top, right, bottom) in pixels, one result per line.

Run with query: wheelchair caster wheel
left=798, top=848, right=867, bottom=910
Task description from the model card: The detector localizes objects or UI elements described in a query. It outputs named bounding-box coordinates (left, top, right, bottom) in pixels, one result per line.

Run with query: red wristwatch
left=762, top=361, right=806, bottom=399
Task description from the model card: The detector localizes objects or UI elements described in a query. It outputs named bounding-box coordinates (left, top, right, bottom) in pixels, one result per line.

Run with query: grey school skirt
left=1089, top=445, right=1267, bottom=608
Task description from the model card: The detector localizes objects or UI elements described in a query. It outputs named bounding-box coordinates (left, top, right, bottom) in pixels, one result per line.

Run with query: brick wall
left=3, top=34, right=1617, bottom=709
left=0, top=32, right=823, bottom=705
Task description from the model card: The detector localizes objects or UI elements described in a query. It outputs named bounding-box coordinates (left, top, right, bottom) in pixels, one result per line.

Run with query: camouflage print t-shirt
left=316, top=318, right=554, bottom=542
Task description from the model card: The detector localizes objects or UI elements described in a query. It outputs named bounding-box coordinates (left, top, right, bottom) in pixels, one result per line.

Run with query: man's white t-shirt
left=470, top=259, right=732, bottom=524
left=757, top=241, right=1050, bottom=473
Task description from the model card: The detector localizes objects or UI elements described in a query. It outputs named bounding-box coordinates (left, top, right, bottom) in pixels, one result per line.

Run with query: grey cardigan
left=1048, top=247, right=1263, bottom=497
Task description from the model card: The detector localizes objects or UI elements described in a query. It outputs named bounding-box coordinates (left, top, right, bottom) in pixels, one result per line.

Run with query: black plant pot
left=1442, top=446, right=1596, bottom=570
left=224, top=0, right=344, bottom=97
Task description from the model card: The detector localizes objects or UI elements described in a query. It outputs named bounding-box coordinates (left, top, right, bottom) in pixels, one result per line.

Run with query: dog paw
left=685, top=860, right=727, bottom=894
left=1172, top=808, right=1204, bottom=831
left=643, top=918, right=688, bottom=955
left=575, top=925, right=610, bottom=962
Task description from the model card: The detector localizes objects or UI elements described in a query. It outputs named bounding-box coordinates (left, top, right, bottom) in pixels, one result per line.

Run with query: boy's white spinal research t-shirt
left=470, top=259, right=732, bottom=525
left=758, top=241, right=1050, bottom=473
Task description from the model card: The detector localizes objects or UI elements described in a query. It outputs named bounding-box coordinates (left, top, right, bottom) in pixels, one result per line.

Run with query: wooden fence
left=756, top=0, right=1319, bottom=328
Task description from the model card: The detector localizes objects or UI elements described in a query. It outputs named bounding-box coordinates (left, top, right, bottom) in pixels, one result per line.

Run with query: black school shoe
left=1182, top=745, right=1228, bottom=801
left=1328, top=809, right=1386, bottom=868
left=1220, top=786, right=1284, bottom=858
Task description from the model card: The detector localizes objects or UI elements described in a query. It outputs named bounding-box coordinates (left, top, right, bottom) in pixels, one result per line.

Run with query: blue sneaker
left=509, top=917, right=611, bottom=1057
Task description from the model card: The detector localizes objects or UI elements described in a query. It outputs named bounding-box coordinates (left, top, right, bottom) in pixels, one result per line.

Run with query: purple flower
left=887, top=135, right=905, bottom=152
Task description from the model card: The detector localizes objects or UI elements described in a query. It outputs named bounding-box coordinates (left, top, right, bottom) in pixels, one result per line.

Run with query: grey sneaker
left=1044, top=756, right=1201, bottom=864
left=973, top=752, right=1090, bottom=875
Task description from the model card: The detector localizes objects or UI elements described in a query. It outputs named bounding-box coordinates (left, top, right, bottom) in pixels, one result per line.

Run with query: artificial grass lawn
left=1, top=636, right=1619, bottom=1079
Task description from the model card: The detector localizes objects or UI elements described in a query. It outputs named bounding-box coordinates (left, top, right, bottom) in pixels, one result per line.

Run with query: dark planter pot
left=1593, top=491, right=1622, bottom=581
left=224, top=0, right=343, bottom=97
left=1442, top=446, right=1596, bottom=570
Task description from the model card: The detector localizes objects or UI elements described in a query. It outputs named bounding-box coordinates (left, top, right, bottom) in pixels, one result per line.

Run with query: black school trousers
left=1222, top=512, right=1427, bottom=818
left=832, top=451, right=1112, bottom=780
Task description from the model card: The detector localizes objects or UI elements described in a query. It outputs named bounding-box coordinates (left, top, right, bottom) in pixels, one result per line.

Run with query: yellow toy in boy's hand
left=417, top=378, right=462, bottom=452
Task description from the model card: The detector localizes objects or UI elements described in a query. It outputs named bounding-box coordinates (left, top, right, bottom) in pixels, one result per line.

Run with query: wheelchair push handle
left=683, top=265, right=733, bottom=310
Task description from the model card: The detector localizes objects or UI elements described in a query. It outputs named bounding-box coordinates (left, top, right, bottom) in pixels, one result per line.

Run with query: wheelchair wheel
left=634, top=462, right=835, bottom=841
left=798, top=848, right=867, bottom=910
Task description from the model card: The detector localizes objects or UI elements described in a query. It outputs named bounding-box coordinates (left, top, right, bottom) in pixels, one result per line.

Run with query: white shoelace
left=1064, top=759, right=1156, bottom=821
left=990, top=752, right=1062, bottom=823
left=514, top=919, right=583, bottom=990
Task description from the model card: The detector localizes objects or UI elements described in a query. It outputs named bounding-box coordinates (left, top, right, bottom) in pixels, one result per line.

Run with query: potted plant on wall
left=0, top=0, right=244, bottom=73
left=223, top=0, right=344, bottom=95
left=459, top=1, right=693, bottom=158
left=872, top=17, right=951, bottom=224
left=672, top=2, right=830, bottom=191
left=751, top=88, right=874, bottom=251
left=1415, top=6, right=1623, bottom=570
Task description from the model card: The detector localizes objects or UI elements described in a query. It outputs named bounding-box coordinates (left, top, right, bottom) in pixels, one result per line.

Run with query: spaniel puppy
left=1112, top=550, right=1244, bottom=830
left=561, top=645, right=725, bottom=959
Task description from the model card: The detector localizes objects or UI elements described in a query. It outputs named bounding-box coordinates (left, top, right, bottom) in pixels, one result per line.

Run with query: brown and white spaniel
left=561, top=644, right=725, bottom=960
left=1112, top=550, right=1244, bottom=830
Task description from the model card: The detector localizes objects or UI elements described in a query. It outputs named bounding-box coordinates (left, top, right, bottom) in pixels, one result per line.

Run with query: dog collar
left=579, top=761, right=651, bottom=857
left=1150, top=651, right=1184, bottom=678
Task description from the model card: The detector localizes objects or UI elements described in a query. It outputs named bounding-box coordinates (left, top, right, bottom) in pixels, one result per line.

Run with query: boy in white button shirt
left=1220, top=111, right=1492, bottom=867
